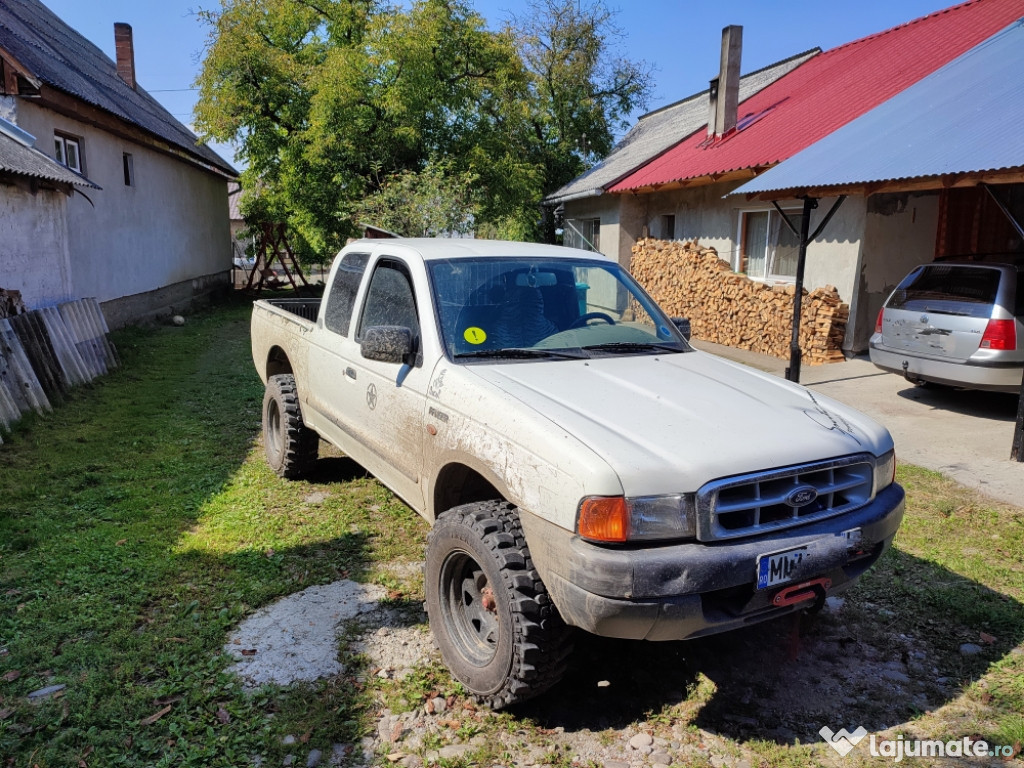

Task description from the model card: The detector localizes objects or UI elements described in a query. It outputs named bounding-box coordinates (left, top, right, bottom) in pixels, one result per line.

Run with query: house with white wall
left=551, top=0, right=1024, bottom=354
left=0, top=0, right=237, bottom=327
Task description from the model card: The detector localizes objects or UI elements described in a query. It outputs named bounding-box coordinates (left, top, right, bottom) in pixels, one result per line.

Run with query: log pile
left=630, top=239, right=848, bottom=365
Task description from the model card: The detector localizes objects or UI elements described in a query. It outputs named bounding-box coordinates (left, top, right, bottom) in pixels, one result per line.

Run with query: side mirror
left=671, top=317, right=692, bottom=342
left=361, top=326, right=414, bottom=364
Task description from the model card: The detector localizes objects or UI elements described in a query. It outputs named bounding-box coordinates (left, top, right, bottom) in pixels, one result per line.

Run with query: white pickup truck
left=251, top=238, right=904, bottom=707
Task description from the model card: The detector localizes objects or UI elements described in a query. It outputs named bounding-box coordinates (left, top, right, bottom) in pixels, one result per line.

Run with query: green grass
left=0, top=299, right=426, bottom=767
left=1, top=300, right=1022, bottom=767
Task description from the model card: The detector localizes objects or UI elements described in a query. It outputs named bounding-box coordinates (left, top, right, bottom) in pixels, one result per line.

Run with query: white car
left=870, top=259, right=1024, bottom=392
left=250, top=239, right=904, bottom=707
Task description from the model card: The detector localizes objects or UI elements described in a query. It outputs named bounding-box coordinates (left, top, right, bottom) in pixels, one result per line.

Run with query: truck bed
left=261, top=298, right=321, bottom=323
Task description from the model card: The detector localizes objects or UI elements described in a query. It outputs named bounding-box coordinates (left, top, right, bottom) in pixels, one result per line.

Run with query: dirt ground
left=227, top=572, right=1018, bottom=767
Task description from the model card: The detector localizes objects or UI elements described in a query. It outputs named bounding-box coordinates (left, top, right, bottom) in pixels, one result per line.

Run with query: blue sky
left=40, top=0, right=957, bottom=168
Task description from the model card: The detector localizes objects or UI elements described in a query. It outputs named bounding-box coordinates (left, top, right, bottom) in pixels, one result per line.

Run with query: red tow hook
left=772, top=577, right=832, bottom=607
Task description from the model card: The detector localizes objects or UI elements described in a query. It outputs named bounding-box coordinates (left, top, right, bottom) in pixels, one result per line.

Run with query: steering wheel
left=569, top=312, right=616, bottom=329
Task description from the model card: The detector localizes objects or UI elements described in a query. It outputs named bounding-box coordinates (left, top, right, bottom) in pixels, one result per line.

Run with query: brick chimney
left=707, top=25, right=742, bottom=139
left=114, top=23, right=136, bottom=89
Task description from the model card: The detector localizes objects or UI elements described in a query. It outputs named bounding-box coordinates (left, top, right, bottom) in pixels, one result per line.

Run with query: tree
left=355, top=160, right=480, bottom=237
left=194, top=0, right=651, bottom=257
left=509, top=0, right=653, bottom=239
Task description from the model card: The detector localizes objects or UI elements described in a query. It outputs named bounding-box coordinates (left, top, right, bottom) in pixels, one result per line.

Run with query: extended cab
left=251, top=239, right=904, bottom=707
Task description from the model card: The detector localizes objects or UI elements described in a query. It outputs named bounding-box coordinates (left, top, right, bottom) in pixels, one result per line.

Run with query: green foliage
left=195, top=0, right=652, bottom=255
left=355, top=160, right=480, bottom=237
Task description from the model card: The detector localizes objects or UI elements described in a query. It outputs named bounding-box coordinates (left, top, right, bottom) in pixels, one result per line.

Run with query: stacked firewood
left=630, top=239, right=848, bottom=365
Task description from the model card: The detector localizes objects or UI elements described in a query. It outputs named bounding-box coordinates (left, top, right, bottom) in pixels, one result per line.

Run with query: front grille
left=696, top=455, right=874, bottom=541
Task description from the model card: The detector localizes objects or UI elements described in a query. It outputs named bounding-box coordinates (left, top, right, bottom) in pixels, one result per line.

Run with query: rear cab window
left=323, top=252, right=370, bottom=336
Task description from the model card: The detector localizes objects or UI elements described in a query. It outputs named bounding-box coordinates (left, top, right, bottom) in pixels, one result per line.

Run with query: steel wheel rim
left=266, top=398, right=283, bottom=464
left=439, top=550, right=499, bottom=667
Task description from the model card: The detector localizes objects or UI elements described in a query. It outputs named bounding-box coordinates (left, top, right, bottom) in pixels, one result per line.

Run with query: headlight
left=874, top=450, right=896, bottom=494
left=577, top=494, right=697, bottom=543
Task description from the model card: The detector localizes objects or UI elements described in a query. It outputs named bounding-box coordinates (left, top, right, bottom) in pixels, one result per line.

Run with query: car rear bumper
left=869, top=343, right=1022, bottom=393
left=519, top=483, right=904, bottom=641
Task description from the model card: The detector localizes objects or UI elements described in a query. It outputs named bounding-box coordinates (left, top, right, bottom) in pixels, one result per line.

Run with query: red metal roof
left=610, top=0, right=1024, bottom=193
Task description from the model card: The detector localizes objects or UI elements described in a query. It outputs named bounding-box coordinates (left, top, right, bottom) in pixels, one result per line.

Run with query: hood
left=466, top=350, right=892, bottom=496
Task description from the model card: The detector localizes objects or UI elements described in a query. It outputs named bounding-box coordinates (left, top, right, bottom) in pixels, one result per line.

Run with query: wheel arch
left=266, top=345, right=293, bottom=379
left=430, top=460, right=510, bottom=522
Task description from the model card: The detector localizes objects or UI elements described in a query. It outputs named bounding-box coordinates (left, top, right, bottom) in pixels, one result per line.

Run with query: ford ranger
left=250, top=238, right=904, bottom=707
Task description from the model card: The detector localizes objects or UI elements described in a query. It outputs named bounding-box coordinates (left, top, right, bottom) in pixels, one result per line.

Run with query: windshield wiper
left=454, top=347, right=587, bottom=360
left=580, top=341, right=684, bottom=354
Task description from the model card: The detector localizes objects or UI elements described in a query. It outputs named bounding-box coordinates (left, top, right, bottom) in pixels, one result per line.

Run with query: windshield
left=428, top=257, right=690, bottom=361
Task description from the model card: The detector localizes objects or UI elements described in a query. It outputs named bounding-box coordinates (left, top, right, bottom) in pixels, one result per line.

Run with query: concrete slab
left=691, top=340, right=1024, bottom=506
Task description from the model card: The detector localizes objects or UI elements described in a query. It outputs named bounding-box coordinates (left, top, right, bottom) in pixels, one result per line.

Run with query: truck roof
left=345, top=238, right=615, bottom=263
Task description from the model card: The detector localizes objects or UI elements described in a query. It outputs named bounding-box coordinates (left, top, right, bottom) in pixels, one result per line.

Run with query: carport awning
left=729, top=19, right=1024, bottom=200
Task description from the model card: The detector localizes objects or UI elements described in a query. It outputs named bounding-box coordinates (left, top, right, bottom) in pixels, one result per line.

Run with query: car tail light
left=875, top=308, right=884, bottom=334
left=980, top=319, right=1016, bottom=350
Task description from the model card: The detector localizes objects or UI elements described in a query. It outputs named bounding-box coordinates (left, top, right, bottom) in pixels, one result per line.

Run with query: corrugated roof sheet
left=0, top=124, right=99, bottom=188
left=610, top=0, right=1024, bottom=193
left=731, top=20, right=1024, bottom=196
left=0, top=0, right=235, bottom=177
left=543, top=49, right=819, bottom=205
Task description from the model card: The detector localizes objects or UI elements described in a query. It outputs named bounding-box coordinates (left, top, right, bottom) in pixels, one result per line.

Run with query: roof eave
left=733, top=167, right=1024, bottom=201
left=611, top=166, right=768, bottom=195
left=35, top=84, right=238, bottom=179
left=542, top=187, right=604, bottom=206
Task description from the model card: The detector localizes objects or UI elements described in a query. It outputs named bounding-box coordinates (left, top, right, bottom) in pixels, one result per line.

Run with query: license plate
left=756, top=546, right=808, bottom=589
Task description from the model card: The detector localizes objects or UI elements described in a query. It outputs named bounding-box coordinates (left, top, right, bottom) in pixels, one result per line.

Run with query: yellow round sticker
left=463, top=327, right=487, bottom=345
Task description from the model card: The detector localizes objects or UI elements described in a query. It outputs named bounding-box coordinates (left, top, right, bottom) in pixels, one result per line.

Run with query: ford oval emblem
left=920, top=314, right=929, bottom=324
left=786, top=486, right=819, bottom=508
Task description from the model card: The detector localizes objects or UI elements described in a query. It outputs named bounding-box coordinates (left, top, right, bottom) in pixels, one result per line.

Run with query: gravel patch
left=225, top=580, right=388, bottom=687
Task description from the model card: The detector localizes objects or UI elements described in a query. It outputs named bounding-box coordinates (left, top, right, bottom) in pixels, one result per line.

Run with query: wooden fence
left=0, top=298, right=119, bottom=445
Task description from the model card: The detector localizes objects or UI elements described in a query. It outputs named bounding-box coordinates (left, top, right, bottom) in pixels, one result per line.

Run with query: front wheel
left=425, top=501, right=573, bottom=709
left=262, top=373, right=319, bottom=479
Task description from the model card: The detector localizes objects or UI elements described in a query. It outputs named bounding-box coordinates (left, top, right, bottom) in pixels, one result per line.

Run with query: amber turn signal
left=577, top=496, right=629, bottom=543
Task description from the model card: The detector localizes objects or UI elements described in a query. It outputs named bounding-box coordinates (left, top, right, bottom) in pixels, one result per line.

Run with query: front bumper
left=519, top=483, right=904, bottom=641
left=869, top=343, right=1023, bottom=393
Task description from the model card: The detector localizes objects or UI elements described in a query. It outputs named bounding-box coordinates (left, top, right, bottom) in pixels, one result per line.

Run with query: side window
left=323, top=252, right=370, bottom=336
left=358, top=260, right=420, bottom=337
left=54, top=133, right=84, bottom=173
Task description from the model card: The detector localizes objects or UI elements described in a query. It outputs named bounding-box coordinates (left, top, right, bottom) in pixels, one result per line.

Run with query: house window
left=662, top=214, right=676, bottom=240
left=122, top=153, right=134, bottom=186
left=565, top=218, right=600, bottom=252
left=739, top=208, right=804, bottom=281
left=54, top=133, right=83, bottom=173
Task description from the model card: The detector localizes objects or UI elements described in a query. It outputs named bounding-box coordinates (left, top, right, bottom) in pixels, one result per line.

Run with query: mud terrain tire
left=262, top=373, right=319, bottom=479
left=425, top=501, right=573, bottom=708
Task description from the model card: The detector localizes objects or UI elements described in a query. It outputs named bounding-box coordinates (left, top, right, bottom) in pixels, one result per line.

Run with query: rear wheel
left=425, top=501, right=573, bottom=709
left=262, top=373, right=319, bottom=478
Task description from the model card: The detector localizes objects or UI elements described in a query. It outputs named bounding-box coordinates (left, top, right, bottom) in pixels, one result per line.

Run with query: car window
left=428, top=257, right=688, bottom=360
left=358, top=260, right=420, bottom=337
left=323, top=252, right=370, bottom=336
left=887, top=265, right=1001, bottom=318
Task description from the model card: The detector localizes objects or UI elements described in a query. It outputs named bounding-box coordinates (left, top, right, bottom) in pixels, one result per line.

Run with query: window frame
left=735, top=207, right=804, bottom=282
left=122, top=152, right=135, bottom=186
left=54, top=132, right=84, bottom=174
left=565, top=217, right=601, bottom=252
